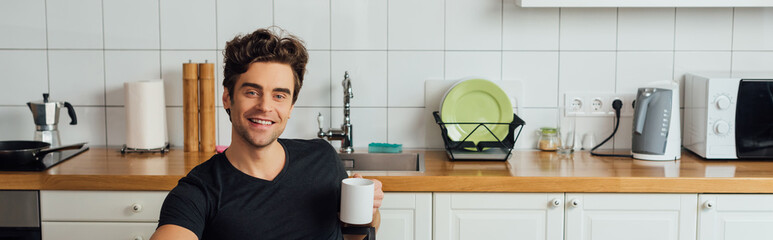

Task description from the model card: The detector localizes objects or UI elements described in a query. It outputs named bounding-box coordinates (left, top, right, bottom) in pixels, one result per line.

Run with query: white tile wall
left=49, top=50, right=105, bottom=105
left=617, top=8, right=675, bottom=51
left=446, top=0, right=502, bottom=50
left=103, top=0, right=160, bottom=49
left=675, top=8, right=733, bottom=50
left=1, top=1, right=773, bottom=151
left=502, top=3, right=559, bottom=50
left=46, top=0, right=103, bottom=49
left=388, top=0, right=444, bottom=50
left=216, top=0, right=273, bottom=50
left=559, top=8, right=617, bottom=51
left=275, top=0, right=330, bottom=50
left=160, top=0, right=216, bottom=49
left=331, top=0, right=387, bottom=50
left=0, top=0, right=46, bottom=48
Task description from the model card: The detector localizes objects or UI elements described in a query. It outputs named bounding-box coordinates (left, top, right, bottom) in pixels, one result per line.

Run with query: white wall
left=1, top=0, right=772, bottom=150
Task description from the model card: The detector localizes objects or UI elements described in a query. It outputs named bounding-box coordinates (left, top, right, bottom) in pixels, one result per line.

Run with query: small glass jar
left=538, top=127, right=561, bottom=151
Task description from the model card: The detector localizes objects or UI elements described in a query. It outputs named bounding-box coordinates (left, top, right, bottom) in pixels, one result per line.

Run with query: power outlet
left=565, top=92, right=636, bottom=117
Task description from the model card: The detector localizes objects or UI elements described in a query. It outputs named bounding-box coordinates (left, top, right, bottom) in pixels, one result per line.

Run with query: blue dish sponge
left=368, top=142, right=403, bottom=153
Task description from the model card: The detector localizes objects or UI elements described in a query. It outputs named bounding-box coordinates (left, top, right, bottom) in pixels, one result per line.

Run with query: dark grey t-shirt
left=158, top=138, right=348, bottom=239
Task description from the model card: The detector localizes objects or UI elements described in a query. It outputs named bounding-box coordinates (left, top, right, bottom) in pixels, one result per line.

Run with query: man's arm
left=150, top=224, right=198, bottom=240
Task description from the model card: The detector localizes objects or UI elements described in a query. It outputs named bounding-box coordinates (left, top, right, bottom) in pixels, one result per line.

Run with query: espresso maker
left=27, top=93, right=77, bottom=147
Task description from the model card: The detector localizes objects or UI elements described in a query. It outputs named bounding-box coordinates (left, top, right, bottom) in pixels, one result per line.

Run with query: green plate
left=441, top=79, right=513, bottom=151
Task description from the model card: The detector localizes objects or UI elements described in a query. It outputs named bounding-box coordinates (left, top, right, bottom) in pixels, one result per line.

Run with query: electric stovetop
left=0, top=145, right=89, bottom=171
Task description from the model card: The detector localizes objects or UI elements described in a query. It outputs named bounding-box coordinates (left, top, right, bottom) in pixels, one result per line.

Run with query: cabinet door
left=565, top=193, right=697, bottom=240
left=42, top=222, right=156, bottom=240
left=698, top=194, right=773, bottom=240
left=434, top=193, right=564, bottom=240
left=377, top=192, right=432, bottom=240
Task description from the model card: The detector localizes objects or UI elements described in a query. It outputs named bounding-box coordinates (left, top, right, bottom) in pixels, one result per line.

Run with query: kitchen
left=1, top=0, right=773, bottom=239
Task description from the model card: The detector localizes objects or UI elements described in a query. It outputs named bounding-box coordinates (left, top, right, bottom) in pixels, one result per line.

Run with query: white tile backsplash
left=675, top=8, right=733, bottom=50
left=58, top=106, right=106, bottom=146
left=331, top=0, right=387, bottom=50
left=445, top=51, right=502, bottom=81
left=2, top=1, right=773, bottom=149
left=446, top=0, right=502, bottom=50
left=275, top=0, right=330, bottom=50
left=388, top=0, right=444, bottom=50
left=502, top=4, right=559, bottom=50
left=559, top=8, right=617, bottom=51
left=160, top=50, right=218, bottom=106
left=615, top=51, right=674, bottom=94
left=559, top=52, right=616, bottom=93
left=46, top=0, right=103, bottom=49
left=216, top=0, right=273, bottom=50
left=160, top=0, right=216, bottom=49
left=733, top=8, right=773, bottom=51
left=388, top=51, right=444, bottom=107
left=295, top=51, right=332, bottom=107
left=0, top=0, right=46, bottom=48
left=104, top=50, right=161, bottom=106
left=617, top=8, right=675, bottom=51
left=103, top=0, right=159, bottom=49
left=49, top=50, right=105, bottom=105
left=388, top=108, right=426, bottom=148
left=330, top=51, right=387, bottom=107
left=0, top=106, right=36, bottom=141
left=502, top=52, right=559, bottom=108
left=0, top=50, right=48, bottom=105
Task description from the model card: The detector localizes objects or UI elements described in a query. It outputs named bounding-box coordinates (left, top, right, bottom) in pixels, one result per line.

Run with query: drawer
left=42, top=222, right=156, bottom=240
left=41, top=190, right=168, bottom=222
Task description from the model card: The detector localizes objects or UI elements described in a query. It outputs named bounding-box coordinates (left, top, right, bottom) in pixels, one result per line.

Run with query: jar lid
left=540, top=127, right=557, bottom=134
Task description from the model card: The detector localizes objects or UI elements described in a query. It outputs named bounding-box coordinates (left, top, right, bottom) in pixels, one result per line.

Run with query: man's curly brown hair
left=222, top=27, right=309, bottom=104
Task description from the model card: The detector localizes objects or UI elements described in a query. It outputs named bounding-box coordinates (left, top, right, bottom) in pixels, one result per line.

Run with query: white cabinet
left=378, top=192, right=432, bottom=240
left=565, top=193, right=697, bottom=240
left=698, top=194, right=773, bottom=240
left=434, top=193, right=565, bottom=240
left=40, top=190, right=168, bottom=240
left=516, top=0, right=773, bottom=7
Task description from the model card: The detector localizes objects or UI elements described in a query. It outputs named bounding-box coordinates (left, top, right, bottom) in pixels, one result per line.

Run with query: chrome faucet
left=318, top=71, right=354, bottom=153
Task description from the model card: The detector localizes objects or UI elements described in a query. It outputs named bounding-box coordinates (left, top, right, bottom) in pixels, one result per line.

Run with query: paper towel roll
left=124, top=80, right=168, bottom=149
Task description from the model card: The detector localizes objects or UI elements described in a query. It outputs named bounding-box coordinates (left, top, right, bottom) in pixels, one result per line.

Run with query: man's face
left=223, top=62, right=295, bottom=149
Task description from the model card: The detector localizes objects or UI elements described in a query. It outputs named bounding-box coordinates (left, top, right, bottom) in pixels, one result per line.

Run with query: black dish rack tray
left=433, top=111, right=525, bottom=161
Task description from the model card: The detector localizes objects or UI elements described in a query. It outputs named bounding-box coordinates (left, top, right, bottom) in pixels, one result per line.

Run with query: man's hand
left=351, top=173, right=383, bottom=213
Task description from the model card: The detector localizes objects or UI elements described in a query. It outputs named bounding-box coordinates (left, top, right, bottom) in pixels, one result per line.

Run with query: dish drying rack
left=433, top=111, right=525, bottom=161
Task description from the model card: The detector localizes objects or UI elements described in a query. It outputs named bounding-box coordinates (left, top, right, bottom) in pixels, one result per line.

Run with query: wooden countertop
left=1, top=148, right=773, bottom=193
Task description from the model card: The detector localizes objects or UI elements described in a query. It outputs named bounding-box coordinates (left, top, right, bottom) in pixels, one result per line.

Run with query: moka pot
left=26, top=93, right=77, bottom=147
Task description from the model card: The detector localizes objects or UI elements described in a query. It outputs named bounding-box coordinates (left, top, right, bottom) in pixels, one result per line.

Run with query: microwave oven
left=683, top=73, right=773, bottom=159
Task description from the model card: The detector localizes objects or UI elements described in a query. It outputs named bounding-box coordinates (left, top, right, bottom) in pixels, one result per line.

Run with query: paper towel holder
left=121, top=143, right=170, bottom=154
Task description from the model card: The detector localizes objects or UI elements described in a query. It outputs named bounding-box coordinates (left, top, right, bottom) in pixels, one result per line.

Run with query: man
left=150, top=28, right=383, bottom=240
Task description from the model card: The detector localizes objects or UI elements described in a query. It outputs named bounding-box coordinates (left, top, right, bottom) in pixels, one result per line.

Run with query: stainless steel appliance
left=683, top=73, right=773, bottom=159
left=0, top=190, right=40, bottom=240
left=27, top=93, right=77, bottom=147
left=632, top=81, right=681, bottom=160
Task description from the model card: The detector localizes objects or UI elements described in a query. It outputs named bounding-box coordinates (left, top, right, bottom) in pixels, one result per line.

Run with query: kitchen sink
left=338, top=152, right=424, bottom=172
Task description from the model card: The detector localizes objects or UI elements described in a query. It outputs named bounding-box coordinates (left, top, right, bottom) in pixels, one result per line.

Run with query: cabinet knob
left=704, top=201, right=715, bottom=209
left=551, top=198, right=561, bottom=207
left=131, top=203, right=143, bottom=213
left=570, top=199, right=581, bottom=208
left=133, top=236, right=144, bottom=240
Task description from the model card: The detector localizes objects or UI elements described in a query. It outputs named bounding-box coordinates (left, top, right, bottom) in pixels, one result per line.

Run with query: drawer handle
left=134, top=236, right=144, bottom=240
left=131, top=203, right=143, bottom=213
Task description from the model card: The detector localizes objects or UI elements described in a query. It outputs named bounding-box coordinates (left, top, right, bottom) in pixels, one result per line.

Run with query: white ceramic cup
left=340, top=178, right=374, bottom=224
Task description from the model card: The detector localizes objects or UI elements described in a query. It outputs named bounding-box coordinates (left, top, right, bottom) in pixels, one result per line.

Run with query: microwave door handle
left=634, top=94, right=653, bottom=134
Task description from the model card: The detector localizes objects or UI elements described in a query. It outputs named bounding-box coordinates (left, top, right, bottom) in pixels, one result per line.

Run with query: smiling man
left=150, top=28, right=383, bottom=240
